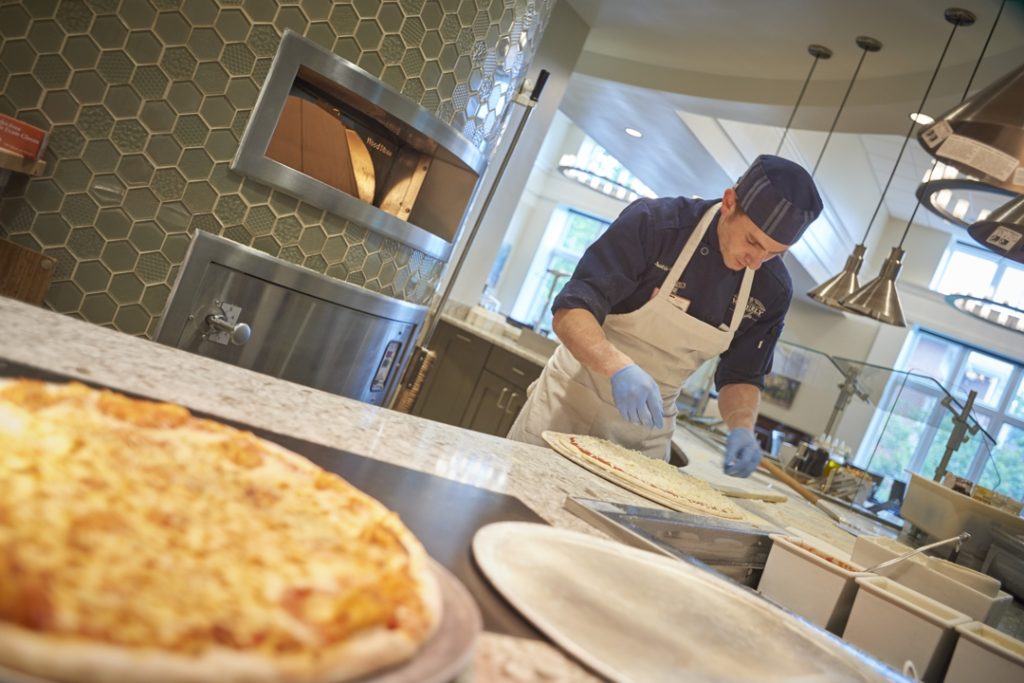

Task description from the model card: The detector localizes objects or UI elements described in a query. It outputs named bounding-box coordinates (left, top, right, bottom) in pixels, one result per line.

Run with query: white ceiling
left=559, top=0, right=1024, bottom=237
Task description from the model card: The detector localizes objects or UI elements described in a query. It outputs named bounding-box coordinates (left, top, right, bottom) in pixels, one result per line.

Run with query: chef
left=507, top=154, right=823, bottom=477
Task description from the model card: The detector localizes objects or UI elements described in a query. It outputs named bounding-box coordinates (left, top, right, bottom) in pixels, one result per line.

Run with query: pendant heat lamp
left=839, top=7, right=978, bottom=327
left=915, top=0, right=1022, bottom=249
left=775, top=44, right=834, bottom=155
left=969, top=193, right=1024, bottom=263
left=805, top=36, right=884, bottom=308
left=918, top=0, right=1022, bottom=196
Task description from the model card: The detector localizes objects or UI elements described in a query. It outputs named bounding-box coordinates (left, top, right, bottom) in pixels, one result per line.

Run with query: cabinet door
left=497, top=384, right=527, bottom=437
left=460, top=370, right=516, bottom=436
left=486, top=345, right=543, bottom=388
left=412, top=321, right=490, bottom=425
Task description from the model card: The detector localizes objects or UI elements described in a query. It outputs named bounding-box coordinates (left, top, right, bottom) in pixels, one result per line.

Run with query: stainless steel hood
left=918, top=62, right=1024, bottom=193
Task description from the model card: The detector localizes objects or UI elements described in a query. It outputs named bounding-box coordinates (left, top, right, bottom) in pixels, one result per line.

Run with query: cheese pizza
left=543, top=431, right=745, bottom=520
left=0, top=379, right=441, bottom=683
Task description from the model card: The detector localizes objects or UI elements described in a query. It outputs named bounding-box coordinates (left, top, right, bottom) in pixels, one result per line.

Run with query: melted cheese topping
left=566, top=434, right=744, bottom=519
left=0, top=381, right=434, bottom=656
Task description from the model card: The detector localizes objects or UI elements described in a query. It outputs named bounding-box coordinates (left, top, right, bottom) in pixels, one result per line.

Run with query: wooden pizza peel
left=712, top=483, right=788, bottom=503
left=758, top=458, right=849, bottom=523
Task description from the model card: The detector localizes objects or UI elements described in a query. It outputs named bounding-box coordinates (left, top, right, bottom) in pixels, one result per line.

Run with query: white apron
left=507, top=203, right=754, bottom=460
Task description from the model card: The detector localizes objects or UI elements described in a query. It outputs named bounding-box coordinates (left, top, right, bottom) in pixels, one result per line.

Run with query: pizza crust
left=543, top=431, right=745, bottom=520
left=0, top=608, right=425, bottom=683
left=0, top=380, right=442, bottom=683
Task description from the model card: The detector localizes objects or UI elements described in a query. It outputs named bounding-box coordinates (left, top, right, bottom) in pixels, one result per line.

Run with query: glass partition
left=832, top=355, right=999, bottom=502
left=678, top=338, right=1015, bottom=510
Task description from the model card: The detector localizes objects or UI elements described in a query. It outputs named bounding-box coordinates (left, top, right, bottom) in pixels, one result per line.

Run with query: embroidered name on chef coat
left=730, top=294, right=766, bottom=321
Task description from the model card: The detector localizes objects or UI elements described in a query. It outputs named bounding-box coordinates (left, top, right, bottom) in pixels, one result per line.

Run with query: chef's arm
left=552, top=308, right=632, bottom=377
left=717, top=383, right=761, bottom=431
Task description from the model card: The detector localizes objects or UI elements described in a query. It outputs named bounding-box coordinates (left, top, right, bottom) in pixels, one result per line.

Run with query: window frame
left=509, top=206, right=611, bottom=333
left=930, top=240, right=1024, bottom=302
left=856, top=328, right=1024, bottom=497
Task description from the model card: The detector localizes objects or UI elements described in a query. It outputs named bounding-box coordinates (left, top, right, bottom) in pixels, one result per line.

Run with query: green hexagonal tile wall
left=1, top=0, right=554, bottom=336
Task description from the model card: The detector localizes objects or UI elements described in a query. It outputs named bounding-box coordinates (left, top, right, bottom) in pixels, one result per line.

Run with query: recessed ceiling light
left=910, top=112, right=935, bottom=125
left=624, top=127, right=643, bottom=138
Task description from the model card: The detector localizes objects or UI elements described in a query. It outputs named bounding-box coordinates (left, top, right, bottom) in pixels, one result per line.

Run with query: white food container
left=758, top=534, right=867, bottom=634
left=944, top=621, right=1024, bottom=683
left=850, top=536, right=1012, bottom=624
left=923, top=556, right=1000, bottom=596
left=843, top=576, right=971, bottom=683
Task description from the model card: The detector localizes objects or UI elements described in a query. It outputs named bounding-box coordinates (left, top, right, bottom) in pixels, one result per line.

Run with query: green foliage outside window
left=918, top=414, right=988, bottom=482
left=978, top=424, right=1024, bottom=501
left=525, top=209, right=610, bottom=336
left=562, top=211, right=608, bottom=254
left=532, top=252, right=581, bottom=335
left=869, top=387, right=934, bottom=481
left=863, top=329, right=1024, bottom=503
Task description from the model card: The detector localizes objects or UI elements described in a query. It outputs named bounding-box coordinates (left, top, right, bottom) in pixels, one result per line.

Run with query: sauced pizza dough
left=544, top=431, right=745, bottom=520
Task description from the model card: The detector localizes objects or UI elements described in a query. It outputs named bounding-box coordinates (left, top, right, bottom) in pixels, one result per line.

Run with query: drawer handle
left=511, top=367, right=525, bottom=377
left=505, top=392, right=519, bottom=414
left=496, top=386, right=509, bottom=409
left=455, top=333, right=473, bottom=343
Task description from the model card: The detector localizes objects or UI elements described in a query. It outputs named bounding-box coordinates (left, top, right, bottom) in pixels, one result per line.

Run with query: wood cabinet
left=460, top=370, right=518, bottom=435
left=413, top=321, right=543, bottom=437
left=413, top=321, right=490, bottom=427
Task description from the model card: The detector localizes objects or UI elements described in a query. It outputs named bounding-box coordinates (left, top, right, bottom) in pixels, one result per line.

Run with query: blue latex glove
left=610, top=364, right=664, bottom=429
left=724, top=428, right=762, bottom=477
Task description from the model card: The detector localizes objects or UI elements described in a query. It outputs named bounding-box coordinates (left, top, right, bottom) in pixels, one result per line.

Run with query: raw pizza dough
left=0, top=379, right=442, bottom=683
left=543, top=431, right=744, bottom=520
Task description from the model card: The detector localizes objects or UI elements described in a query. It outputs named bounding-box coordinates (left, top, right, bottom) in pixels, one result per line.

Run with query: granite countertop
left=0, top=297, right=623, bottom=681
left=439, top=313, right=553, bottom=368
left=0, top=299, right=645, bottom=530
left=0, top=298, right=869, bottom=681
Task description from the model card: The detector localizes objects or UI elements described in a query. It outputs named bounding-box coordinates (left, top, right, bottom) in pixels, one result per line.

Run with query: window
left=932, top=241, right=1024, bottom=304
left=955, top=351, right=1013, bottom=409
left=993, top=267, right=1024, bottom=309
left=856, top=330, right=1024, bottom=503
left=902, top=334, right=959, bottom=383
left=979, top=424, right=1024, bottom=496
left=509, top=208, right=611, bottom=335
left=865, top=383, right=940, bottom=483
left=1009, top=375, right=1024, bottom=421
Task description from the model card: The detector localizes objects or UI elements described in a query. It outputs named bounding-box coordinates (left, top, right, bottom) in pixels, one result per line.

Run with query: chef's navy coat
left=552, top=196, right=791, bottom=391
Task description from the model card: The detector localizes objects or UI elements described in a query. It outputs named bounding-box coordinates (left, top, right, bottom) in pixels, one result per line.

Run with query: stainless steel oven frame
left=231, top=30, right=487, bottom=262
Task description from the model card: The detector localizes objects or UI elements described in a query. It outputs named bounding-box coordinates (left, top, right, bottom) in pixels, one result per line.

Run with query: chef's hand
left=610, top=364, right=664, bottom=429
left=724, top=428, right=762, bottom=477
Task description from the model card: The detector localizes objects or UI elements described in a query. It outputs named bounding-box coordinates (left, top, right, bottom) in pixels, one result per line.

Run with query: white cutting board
left=473, top=523, right=901, bottom=683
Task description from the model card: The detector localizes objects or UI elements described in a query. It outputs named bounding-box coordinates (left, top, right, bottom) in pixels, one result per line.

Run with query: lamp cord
left=812, top=47, right=871, bottom=176
left=776, top=53, right=825, bottom=155
left=899, top=1, right=1004, bottom=247
left=962, top=0, right=1005, bottom=99
left=863, top=18, right=965, bottom=246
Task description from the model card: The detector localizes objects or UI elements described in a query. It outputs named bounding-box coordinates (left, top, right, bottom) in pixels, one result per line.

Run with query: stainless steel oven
left=155, top=232, right=425, bottom=406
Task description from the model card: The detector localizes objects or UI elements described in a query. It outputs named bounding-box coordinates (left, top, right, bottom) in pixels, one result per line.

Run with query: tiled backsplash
left=0, top=0, right=552, bottom=336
